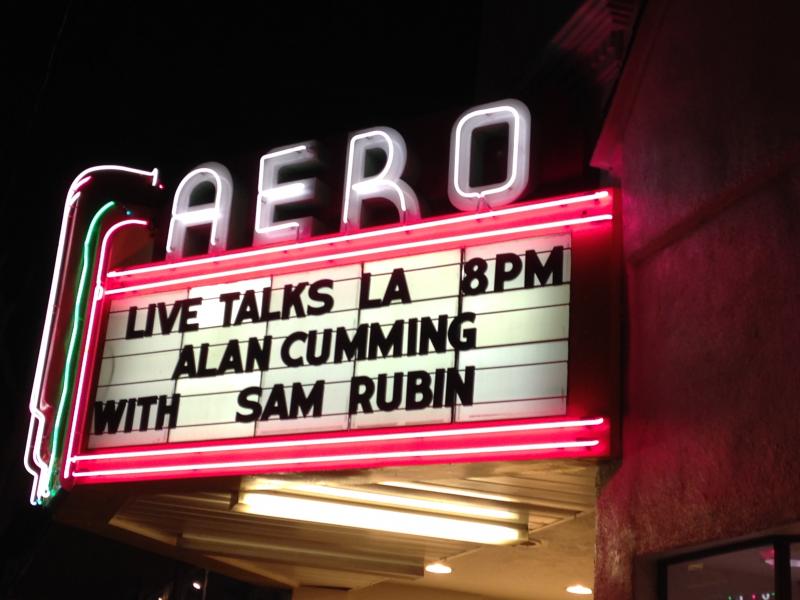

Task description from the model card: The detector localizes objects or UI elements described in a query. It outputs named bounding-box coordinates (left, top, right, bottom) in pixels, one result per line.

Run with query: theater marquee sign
left=24, top=99, right=618, bottom=505
left=100, top=234, right=572, bottom=442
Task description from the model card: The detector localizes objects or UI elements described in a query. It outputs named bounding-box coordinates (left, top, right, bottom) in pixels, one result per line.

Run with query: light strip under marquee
left=24, top=165, right=158, bottom=504
left=235, top=492, right=524, bottom=545
left=249, top=481, right=520, bottom=520
left=60, top=190, right=614, bottom=486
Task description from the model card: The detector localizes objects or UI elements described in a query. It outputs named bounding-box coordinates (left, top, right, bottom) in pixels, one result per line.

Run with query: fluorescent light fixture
left=235, top=492, right=524, bottom=545
left=380, top=481, right=518, bottom=503
left=566, top=584, right=592, bottom=595
left=250, top=481, right=519, bottom=521
left=425, top=562, right=453, bottom=574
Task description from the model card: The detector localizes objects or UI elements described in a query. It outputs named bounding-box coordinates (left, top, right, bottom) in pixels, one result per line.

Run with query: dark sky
left=4, top=2, right=485, bottom=208
left=0, top=1, right=586, bottom=594
left=2, top=0, right=484, bottom=501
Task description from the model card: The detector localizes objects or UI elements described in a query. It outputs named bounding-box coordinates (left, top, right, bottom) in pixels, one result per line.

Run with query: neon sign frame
left=24, top=166, right=159, bottom=504
left=26, top=177, right=618, bottom=502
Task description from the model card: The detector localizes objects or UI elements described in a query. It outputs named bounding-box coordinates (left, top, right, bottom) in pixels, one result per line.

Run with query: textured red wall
left=594, top=0, right=800, bottom=597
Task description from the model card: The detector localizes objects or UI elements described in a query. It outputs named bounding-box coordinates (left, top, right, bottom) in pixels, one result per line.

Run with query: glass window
left=666, top=545, right=775, bottom=600
left=790, top=543, right=800, bottom=598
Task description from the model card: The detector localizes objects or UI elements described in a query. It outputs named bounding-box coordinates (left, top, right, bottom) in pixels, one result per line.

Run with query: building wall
left=595, top=0, right=800, bottom=597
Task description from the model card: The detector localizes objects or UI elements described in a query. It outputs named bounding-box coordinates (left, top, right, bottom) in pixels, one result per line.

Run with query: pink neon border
left=24, top=165, right=158, bottom=504
left=66, top=190, right=615, bottom=484
left=107, top=190, right=609, bottom=279
left=63, top=219, right=149, bottom=478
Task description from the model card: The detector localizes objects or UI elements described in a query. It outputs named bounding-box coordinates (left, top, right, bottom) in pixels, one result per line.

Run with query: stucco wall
left=595, top=0, right=800, bottom=597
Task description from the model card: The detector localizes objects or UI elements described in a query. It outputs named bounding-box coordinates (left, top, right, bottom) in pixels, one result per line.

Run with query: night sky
left=0, top=1, right=587, bottom=595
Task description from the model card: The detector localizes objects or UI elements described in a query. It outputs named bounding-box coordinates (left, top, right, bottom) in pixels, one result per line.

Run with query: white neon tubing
left=72, top=440, right=600, bottom=479
left=260, top=182, right=308, bottom=203
left=257, top=221, right=302, bottom=231
left=72, top=418, right=603, bottom=463
left=449, top=100, right=531, bottom=210
left=104, top=214, right=612, bottom=296
left=342, top=128, right=420, bottom=229
left=62, top=219, right=148, bottom=480
left=166, top=164, right=231, bottom=259
left=73, top=176, right=92, bottom=191
left=24, top=165, right=157, bottom=505
left=236, top=492, right=523, bottom=545
left=454, top=105, right=521, bottom=197
left=108, top=190, right=609, bottom=279
left=253, top=481, right=519, bottom=521
left=254, top=144, right=320, bottom=245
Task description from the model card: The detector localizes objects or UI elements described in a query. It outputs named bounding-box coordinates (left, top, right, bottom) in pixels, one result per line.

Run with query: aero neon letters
left=164, top=99, right=532, bottom=256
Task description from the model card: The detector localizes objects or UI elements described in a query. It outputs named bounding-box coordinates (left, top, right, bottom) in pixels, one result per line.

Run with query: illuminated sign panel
left=91, top=234, right=570, bottom=449
left=57, top=191, right=615, bottom=488
left=24, top=99, right=619, bottom=505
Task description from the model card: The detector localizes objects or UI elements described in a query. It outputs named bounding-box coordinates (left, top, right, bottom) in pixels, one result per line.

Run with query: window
left=661, top=537, right=800, bottom=599
left=790, top=543, right=800, bottom=598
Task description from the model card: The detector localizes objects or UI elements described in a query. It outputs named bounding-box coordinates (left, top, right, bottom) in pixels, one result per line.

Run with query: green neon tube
left=46, top=201, right=115, bottom=495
